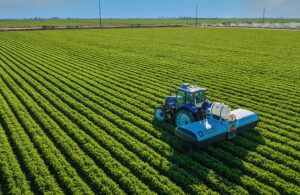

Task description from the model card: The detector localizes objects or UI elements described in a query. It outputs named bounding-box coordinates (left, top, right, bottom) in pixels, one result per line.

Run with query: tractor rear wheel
left=176, top=110, right=195, bottom=127
left=154, top=106, right=167, bottom=122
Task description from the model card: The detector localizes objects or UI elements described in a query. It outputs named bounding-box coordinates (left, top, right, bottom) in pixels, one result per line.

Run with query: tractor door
left=176, top=90, right=185, bottom=107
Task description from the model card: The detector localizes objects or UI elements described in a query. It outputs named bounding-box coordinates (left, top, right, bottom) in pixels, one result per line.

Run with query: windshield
left=195, top=92, right=205, bottom=105
left=186, top=93, right=194, bottom=104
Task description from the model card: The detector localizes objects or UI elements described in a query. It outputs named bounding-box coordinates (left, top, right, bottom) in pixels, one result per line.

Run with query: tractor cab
left=154, top=83, right=211, bottom=127
left=174, top=84, right=211, bottom=126
left=176, top=83, right=207, bottom=109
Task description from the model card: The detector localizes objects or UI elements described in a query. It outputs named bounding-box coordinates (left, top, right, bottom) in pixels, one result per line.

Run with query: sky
left=0, top=0, right=299, bottom=19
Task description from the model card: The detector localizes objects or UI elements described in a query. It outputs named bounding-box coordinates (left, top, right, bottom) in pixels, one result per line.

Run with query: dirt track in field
left=0, top=24, right=299, bottom=32
left=0, top=24, right=185, bottom=31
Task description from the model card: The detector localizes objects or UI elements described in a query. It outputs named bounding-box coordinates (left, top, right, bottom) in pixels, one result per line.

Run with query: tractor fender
left=178, top=104, right=198, bottom=114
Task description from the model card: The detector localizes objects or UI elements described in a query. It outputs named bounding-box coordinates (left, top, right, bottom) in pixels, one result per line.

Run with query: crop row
left=0, top=121, right=33, bottom=194
left=13, top=38, right=299, bottom=136
left=1, top=38, right=298, bottom=193
left=0, top=40, right=282, bottom=194
left=0, top=66, right=130, bottom=194
left=31, top=29, right=300, bottom=103
left=3, top=42, right=298, bottom=165
left=0, top=81, right=63, bottom=194
left=2, top=35, right=300, bottom=115
left=0, top=30, right=299, bottom=194
left=15, top=60, right=274, bottom=194
left=24, top=46, right=298, bottom=185
left=0, top=38, right=296, bottom=178
left=17, top=39, right=300, bottom=119
left=0, top=38, right=298, bottom=155
left=1, top=36, right=264, bottom=194
left=0, top=76, right=97, bottom=194
left=41, top=59, right=299, bottom=189
left=0, top=41, right=231, bottom=194
left=38, top=31, right=300, bottom=110
left=0, top=38, right=296, bottom=191
left=0, top=61, right=158, bottom=194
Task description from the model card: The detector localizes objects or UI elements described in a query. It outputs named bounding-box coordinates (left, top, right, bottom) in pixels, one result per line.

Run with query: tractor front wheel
left=154, top=106, right=167, bottom=122
left=176, top=110, right=195, bottom=127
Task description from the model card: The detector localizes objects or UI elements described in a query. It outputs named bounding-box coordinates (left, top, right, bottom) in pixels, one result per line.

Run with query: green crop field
left=0, top=27, right=299, bottom=194
left=0, top=18, right=299, bottom=27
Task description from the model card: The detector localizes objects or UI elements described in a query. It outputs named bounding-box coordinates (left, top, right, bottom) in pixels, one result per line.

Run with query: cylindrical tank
left=211, top=102, right=231, bottom=120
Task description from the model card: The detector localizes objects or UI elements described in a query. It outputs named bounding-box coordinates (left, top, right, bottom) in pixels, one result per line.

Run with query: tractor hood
left=164, top=96, right=176, bottom=103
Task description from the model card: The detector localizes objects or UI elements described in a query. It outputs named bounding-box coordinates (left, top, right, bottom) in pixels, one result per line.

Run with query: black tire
left=176, top=109, right=195, bottom=127
left=154, top=106, right=167, bottom=122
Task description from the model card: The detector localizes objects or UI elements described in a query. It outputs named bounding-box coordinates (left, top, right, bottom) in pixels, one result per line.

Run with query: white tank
left=211, top=102, right=231, bottom=120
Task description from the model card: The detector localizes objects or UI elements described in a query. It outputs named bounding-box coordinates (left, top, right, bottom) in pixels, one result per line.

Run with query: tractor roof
left=177, top=84, right=206, bottom=93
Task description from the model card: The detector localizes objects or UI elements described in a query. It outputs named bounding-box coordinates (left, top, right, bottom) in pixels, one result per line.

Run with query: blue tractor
left=154, top=83, right=211, bottom=127
left=154, top=83, right=259, bottom=148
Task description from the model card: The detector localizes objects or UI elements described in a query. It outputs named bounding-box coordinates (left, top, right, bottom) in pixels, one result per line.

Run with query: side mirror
left=203, top=99, right=212, bottom=109
left=170, top=89, right=173, bottom=96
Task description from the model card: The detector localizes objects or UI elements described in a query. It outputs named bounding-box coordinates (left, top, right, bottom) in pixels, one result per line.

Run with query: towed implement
left=154, top=83, right=259, bottom=148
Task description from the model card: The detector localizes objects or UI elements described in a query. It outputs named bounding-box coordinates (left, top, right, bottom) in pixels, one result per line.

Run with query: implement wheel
left=176, top=110, right=195, bottom=127
left=154, top=106, right=167, bottom=122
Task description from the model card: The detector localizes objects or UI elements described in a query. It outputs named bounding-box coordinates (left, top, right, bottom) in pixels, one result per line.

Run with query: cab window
left=195, top=92, right=205, bottom=104
left=186, top=93, right=194, bottom=104
left=176, top=91, right=185, bottom=106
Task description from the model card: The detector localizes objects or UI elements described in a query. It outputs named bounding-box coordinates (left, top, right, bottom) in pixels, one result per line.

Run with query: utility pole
left=196, top=3, right=198, bottom=27
left=262, top=7, right=265, bottom=23
left=99, top=0, right=102, bottom=28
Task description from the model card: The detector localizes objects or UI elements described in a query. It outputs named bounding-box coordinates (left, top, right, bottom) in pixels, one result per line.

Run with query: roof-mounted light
left=182, top=83, right=190, bottom=89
